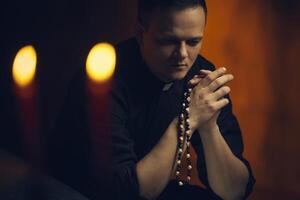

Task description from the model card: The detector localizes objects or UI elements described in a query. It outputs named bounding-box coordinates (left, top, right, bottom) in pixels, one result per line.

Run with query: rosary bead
left=178, top=181, right=184, bottom=186
left=186, top=130, right=191, bottom=135
left=176, top=86, right=195, bottom=187
left=180, top=113, right=184, bottom=120
left=180, top=124, right=184, bottom=131
left=187, top=96, right=191, bottom=102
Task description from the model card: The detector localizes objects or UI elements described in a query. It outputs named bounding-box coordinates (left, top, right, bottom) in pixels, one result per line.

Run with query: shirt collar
left=131, top=38, right=194, bottom=93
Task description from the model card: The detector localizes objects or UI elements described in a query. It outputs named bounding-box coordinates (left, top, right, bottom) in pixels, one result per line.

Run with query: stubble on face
left=139, top=6, right=206, bottom=82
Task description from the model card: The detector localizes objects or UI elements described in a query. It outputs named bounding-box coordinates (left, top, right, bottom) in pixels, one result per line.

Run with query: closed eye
left=186, top=39, right=201, bottom=47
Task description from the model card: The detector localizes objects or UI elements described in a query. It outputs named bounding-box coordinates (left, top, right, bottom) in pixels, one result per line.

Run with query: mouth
left=170, top=62, right=188, bottom=66
left=170, top=64, right=188, bottom=70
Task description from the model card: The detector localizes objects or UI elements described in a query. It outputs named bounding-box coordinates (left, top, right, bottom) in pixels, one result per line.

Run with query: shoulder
left=185, top=54, right=215, bottom=80
left=195, top=54, right=216, bottom=71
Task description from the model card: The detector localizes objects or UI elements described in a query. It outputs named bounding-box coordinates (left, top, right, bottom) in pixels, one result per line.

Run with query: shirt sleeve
left=110, top=81, right=141, bottom=200
left=191, top=95, right=256, bottom=199
left=187, top=57, right=255, bottom=199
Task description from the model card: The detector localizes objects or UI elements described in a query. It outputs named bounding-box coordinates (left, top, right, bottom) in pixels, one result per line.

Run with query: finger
left=200, top=69, right=212, bottom=74
left=188, top=75, right=202, bottom=87
left=188, top=70, right=209, bottom=86
left=198, top=69, right=211, bottom=78
left=202, top=67, right=227, bottom=86
left=207, top=74, right=234, bottom=92
left=212, top=98, right=230, bottom=111
left=191, top=69, right=211, bottom=83
left=188, top=69, right=213, bottom=87
left=209, top=86, right=231, bottom=101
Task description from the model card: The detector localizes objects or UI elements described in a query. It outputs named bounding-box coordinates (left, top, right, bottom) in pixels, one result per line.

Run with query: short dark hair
left=138, top=0, right=207, bottom=27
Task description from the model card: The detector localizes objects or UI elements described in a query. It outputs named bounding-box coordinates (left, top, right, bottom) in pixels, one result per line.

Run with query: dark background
left=1, top=0, right=300, bottom=199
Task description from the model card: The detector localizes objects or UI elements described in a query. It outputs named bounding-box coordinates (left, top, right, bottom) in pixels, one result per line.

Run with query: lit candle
left=12, top=45, right=42, bottom=167
left=85, top=42, right=116, bottom=175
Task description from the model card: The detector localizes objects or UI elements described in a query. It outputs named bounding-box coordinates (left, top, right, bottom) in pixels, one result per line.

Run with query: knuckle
left=215, top=79, right=222, bottom=86
left=203, top=97, right=210, bottom=104
left=219, top=89, right=226, bottom=96
left=197, top=91, right=204, bottom=98
left=197, top=88, right=208, bottom=97
left=206, top=75, right=213, bottom=82
left=208, top=103, right=215, bottom=112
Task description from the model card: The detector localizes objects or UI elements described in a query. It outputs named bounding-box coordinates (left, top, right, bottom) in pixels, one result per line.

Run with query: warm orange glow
left=12, top=45, right=37, bottom=87
left=86, top=43, right=116, bottom=83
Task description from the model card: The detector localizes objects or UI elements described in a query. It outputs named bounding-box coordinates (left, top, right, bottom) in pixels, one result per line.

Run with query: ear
left=135, top=22, right=145, bottom=46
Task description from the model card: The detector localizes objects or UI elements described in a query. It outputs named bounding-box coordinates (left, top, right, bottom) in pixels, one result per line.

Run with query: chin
left=167, top=71, right=189, bottom=82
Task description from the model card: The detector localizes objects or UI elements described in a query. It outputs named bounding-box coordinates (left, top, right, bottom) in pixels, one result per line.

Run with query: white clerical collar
left=162, top=82, right=174, bottom=91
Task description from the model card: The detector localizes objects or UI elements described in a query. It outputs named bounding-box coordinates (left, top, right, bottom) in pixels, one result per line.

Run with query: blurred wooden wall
left=114, top=0, right=300, bottom=199
left=202, top=0, right=300, bottom=199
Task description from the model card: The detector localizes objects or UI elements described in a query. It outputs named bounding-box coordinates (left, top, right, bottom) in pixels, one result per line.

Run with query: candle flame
left=86, top=43, right=116, bottom=83
left=12, top=45, right=37, bottom=87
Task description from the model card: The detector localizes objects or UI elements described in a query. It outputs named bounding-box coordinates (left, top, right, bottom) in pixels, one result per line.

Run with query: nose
left=176, top=42, right=188, bottom=60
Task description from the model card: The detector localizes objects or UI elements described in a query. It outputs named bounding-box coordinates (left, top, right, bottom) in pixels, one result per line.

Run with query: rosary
left=175, top=84, right=193, bottom=186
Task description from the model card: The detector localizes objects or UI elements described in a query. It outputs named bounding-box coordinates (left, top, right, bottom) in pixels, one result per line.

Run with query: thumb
left=188, top=69, right=212, bottom=87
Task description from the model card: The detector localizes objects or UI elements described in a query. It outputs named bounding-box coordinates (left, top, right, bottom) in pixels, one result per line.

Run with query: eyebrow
left=156, top=35, right=203, bottom=41
left=186, top=36, right=203, bottom=41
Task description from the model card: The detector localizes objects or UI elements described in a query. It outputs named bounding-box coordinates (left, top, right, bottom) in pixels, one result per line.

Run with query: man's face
left=139, top=6, right=206, bottom=82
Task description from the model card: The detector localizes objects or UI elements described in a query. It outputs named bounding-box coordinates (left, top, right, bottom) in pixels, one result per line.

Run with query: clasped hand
left=188, top=67, right=234, bottom=133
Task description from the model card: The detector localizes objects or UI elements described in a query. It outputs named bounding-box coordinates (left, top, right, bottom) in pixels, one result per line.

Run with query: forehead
left=147, top=6, right=206, bottom=38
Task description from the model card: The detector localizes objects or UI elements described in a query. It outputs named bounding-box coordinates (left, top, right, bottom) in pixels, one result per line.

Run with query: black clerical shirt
left=47, top=38, right=255, bottom=200
left=111, top=38, right=255, bottom=200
